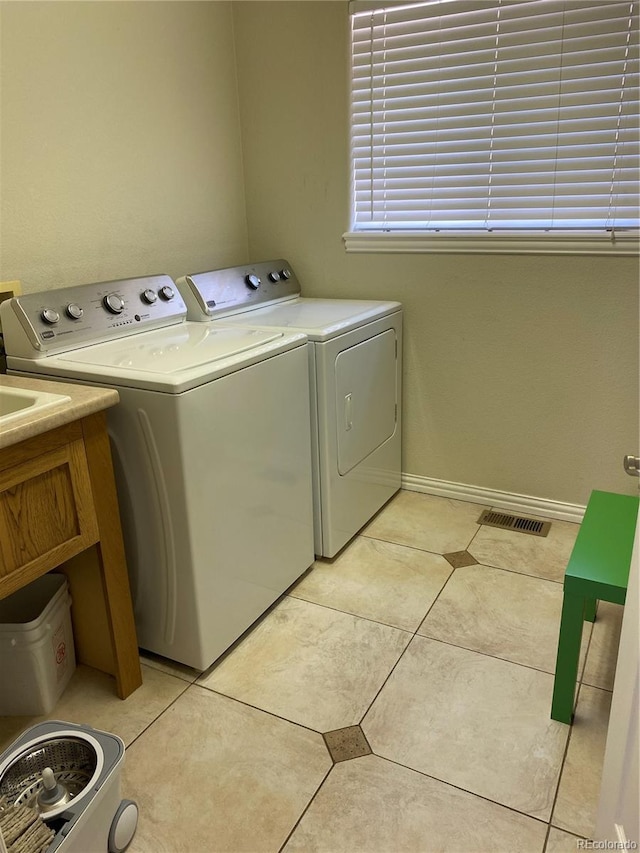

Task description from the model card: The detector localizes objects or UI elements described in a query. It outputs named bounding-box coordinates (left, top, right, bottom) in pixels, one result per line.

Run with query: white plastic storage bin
left=0, top=573, right=76, bottom=715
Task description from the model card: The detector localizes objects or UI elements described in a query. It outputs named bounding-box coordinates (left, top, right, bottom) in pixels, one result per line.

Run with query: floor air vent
left=477, top=510, right=551, bottom=538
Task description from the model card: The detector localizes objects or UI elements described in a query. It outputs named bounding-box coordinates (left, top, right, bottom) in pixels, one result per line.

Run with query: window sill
left=343, top=232, right=640, bottom=257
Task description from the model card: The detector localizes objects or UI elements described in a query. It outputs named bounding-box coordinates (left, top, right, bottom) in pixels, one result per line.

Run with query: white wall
left=232, top=1, right=640, bottom=507
left=0, top=0, right=248, bottom=291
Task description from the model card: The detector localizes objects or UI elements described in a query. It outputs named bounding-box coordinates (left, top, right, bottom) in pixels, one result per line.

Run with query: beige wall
left=0, top=1, right=248, bottom=291
left=233, top=1, right=639, bottom=507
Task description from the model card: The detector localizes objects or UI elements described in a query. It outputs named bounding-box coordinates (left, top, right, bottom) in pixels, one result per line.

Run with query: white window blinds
left=350, top=0, right=640, bottom=235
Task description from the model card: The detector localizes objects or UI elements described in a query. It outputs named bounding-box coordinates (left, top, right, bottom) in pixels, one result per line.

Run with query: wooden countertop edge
left=0, top=375, right=119, bottom=449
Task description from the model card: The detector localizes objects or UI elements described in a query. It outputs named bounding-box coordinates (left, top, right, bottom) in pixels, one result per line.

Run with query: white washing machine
left=176, top=261, right=402, bottom=558
left=0, top=275, right=314, bottom=669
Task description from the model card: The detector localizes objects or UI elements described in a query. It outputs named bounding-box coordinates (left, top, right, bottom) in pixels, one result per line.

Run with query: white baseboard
left=401, top=473, right=586, bottom=523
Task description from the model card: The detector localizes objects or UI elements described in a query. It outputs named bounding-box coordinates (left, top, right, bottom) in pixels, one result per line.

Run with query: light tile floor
left=0, top=491, right=624, bottom=852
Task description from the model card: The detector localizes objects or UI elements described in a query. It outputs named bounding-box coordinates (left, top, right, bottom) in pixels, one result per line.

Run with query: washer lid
left=215, top=298, right=402, bottom=341
left=19, top=323, right=307, bottom=392
left=59, top=324, right=285, bottom=373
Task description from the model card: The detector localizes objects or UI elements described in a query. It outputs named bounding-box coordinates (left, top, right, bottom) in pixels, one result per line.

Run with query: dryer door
left=335, top=329, right=397, bottom=475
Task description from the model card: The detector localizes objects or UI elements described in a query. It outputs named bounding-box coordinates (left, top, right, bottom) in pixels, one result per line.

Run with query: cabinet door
left=0, top=437, right=99, bottom=595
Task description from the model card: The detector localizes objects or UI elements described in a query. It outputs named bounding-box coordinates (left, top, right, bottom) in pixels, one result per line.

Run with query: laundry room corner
left=232, top=0, right=640, bottom=512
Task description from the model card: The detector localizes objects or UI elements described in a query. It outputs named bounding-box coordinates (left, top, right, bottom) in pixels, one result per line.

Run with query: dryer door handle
left=345, top=393, right=353, bottom=431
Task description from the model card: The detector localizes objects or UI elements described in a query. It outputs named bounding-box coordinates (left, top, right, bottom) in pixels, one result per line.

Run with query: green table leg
left=584, top=597, right=597, bottom=622
left=551, top=592, right=585, bottom=723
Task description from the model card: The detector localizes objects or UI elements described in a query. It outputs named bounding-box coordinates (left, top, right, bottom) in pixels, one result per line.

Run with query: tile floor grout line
left=468, top=557, right=565, bottom=585
left=574, top=601, right=620, bottom=693
left=359, top=531, right=461, bottom=558
left=574, top=682, right=614, bottom=698
left=356, top=634, right=420, bottom=731
left=409, top=632, right=575, bottom=680
left=466, top=522, right=483, bottom=552
left=139, top=659, right=200, bottom=685
left=360, top=750, right=555, bottom=828
left=284, top=591, right=419, bottom=635
left=322, top=534, right=449, bottom=560
left=277, top=763, right=336, bottom=853
left=139, top=658, right=197, bottom=684
left=193, top=681, right=340, bottom=741
left=545, top=679, right=586, bottom=840
left=546, top=825, right=590, bottom=849
left=410, top=561, right=458, bottom=630
left=125, top=671, right=193, bottom=750
left=350, top=565, right=463, bottom=726
left=458, top=561, right=565, bottom=588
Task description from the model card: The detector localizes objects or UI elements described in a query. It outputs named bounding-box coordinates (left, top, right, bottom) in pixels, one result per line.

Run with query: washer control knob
left=268, top=271, right=281, bottom=283
left=41, top=308, right=60, bottom=325
left=66, top=303, right=83, bottom=320
left=103, top=293, right=125, bottom=314
left=280, top=268, right=292, bottom=280
left=245, top=274, right=261, bottom=290
left=158, top=285, right=175, bottom=301
left=142, top=288, right=158, bottom=304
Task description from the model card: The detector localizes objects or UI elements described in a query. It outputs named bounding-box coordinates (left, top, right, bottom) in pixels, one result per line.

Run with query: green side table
left=551, top=489, right=638, bottom=724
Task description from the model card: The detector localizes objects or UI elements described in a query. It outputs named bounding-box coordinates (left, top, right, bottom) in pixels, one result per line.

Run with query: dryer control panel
left=0, top=274, right=188, bottom=358
left=177, top=259, right=301, bottom=321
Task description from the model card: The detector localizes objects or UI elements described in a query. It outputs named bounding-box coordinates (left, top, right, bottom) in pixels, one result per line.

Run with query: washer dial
left=158, top=285, right=175, bottom=301
left=66, top=303, right=84, bottom=320
left=41, top=308, right=60, bottom=325
left=245, top=274, right=261, bottom=290
left=141, top=289, right=158, bottom=304
left=103, top=293, right=125, bottom=314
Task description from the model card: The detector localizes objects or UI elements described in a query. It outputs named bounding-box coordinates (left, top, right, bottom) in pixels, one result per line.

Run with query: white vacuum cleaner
left=0, top=721, right=138, bottom=852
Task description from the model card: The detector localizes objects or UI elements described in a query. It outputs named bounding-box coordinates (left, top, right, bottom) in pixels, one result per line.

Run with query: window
left=346, top=0, right=640, bottom=254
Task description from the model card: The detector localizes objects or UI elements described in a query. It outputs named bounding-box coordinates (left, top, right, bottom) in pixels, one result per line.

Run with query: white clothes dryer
left=176, top=261, right=402, bottom=558
left=1, top=275, right=314, bottom=669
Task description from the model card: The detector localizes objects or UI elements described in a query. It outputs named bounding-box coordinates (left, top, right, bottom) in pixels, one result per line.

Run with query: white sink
left=0, top=385, right=71, bottom=425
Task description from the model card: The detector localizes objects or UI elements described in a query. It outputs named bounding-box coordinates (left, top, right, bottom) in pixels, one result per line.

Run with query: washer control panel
left=3, top=274, right=187, bottom=355
left=178, top=259, right=300, bottom=320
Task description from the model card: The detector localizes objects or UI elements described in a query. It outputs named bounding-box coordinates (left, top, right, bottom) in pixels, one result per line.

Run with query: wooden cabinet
left=0, top=421, right=98, bottom=591
left=0, top=411, right=142, bottom=700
